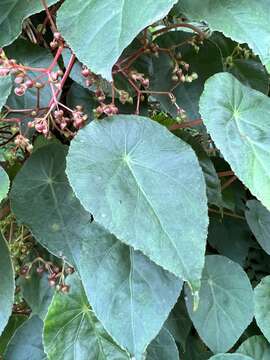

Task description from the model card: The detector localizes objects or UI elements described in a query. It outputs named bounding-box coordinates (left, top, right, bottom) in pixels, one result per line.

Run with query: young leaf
left=208, top=355, right=253, bottom=360
left=179, top=0, right=270, bottom=72
left=245, top=200, right=270, bottom=255
left=10, top=143, right=92, bottom=265
left=0, top=0, right=59, bottom=47
left=57, top=0, right=178, bottom=80
left=0, top=166, right=10, bottom=203
left=185, top=255, right=254, bottom=354
left=0, top=233, right=15, bottom=336
left=254, top=276, right=270, bottom=343
left=4, top=315, right=45, bottom=360
left=43, top=273, right=129, bottom=359
left=237, top=335, right=270, bottom=360
left=66, top=115, right=208, bottom=281
left=200, top=72, right=270, bottom=211
left=146, top=327, right=179, bottom=360
left=0, top=76, right=12, bottom=110
left=80, top=228, right=182, bottom=358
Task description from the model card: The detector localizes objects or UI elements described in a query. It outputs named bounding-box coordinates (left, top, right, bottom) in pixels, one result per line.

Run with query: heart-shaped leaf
left=200, top=72, right=270, bottom=211
left=66, top=115, right=208, bottom=281
left=185, top=255, right=254, bottom=353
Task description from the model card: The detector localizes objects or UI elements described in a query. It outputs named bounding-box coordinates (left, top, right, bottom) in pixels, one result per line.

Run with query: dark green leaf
left=208, top=216, right=252, bottom=265
left=19, top=272, right=54, bottom=320
left=66, top=115, right=208, bottom=281
left=200, top=72, right=270, bottom=211
left=66, top=83, right=97, bottom=120
left=149, top=32, right=222, bottom=119
left=0, top=0, right=58, bottom=47
left=165, top=294, right=192, bottom=350
left=0, top=315, right=27, bottom=355
left=146, top=327, right=179, bottom=360
left=181, top=333, right=213, bottom=360
left=185, top=255, right=254, bottom=353
left=4, top=315, right=46, bottom=360
left=10, top=143, right=92, bottom=265
left=43, top=273, right=129, bottom=360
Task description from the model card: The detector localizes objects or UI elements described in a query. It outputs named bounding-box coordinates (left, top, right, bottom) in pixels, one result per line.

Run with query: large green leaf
left=0, top=233, right=15, bottom=336
left=4, top=315, right=46, bottom=360
left=200, top=72, right=270, bottom=211
left=0, top=0, right=58, bottom=47
left=43, top=273, right=129, bottom=360
left=80, top=229, right=182, bottom=358
left=179, top=0, right=270, bottom=72
left=149, top=32, right=222, bottom=119
left=0, top=166, right=9, bottom=202
left=245, top=200, right=270, bottom=255
left=0, top=75, right=12, bottom=110
left=57, top=0, right=177, bottom=80
left=185, top=255, right=254, bottom=354
left=208, top=355, right=253, bottom=360
left=254, top=276, right=270, bottom=342
left=146, top=327, right=179, bottom=360
left=66, top=115, right=208, bottom=281
left=237, top=335, right=270, bottom=360
left=10, top=143, right=92, bottom=265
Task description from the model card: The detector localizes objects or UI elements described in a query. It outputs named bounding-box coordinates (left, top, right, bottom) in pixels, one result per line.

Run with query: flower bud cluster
left=14, top=134, right=33, bottom=153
